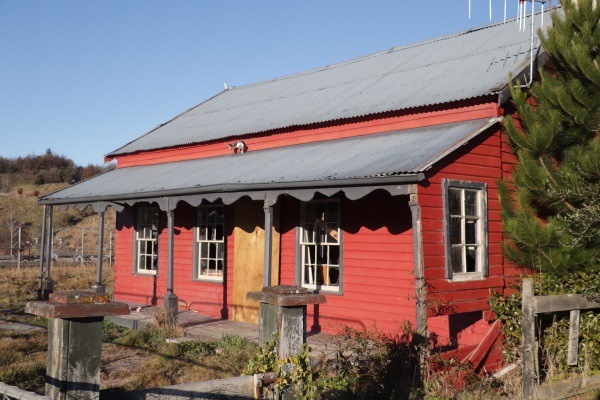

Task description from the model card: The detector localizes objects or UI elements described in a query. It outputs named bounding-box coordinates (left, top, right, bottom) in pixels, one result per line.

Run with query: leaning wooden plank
left=125, top=376, right=254, bottom=400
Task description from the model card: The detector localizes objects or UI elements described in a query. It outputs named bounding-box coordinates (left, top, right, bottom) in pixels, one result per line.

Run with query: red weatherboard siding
left=279, top=191, right=417, bottom=334
left=111, top=102, right=499, bottom=168
left=113, top=203, right=234, bottom=319
left=419, top=126, right=506, bottom=319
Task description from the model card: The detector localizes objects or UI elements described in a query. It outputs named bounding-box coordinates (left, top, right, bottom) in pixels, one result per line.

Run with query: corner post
left=92, top=204, right=106, bottom=295
left=522, top=278, right=536, bottom=400
left=409, top=194, right=427, bottom=334
left=44, top=206, right=54, bottom=300
left=163, top=199, right=178, bottom=326
left=38, top=205, right=47, bottom=300
left=263, top=200, right=274, bottom=288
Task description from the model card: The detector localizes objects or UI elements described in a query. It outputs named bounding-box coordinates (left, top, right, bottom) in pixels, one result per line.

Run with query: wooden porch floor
left=108, top=302, right=339, bottom=359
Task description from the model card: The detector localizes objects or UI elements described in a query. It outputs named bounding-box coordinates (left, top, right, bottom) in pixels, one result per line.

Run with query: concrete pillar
left=25, top=291, right=129, bottom=400
left=247, top=286, right=325, bottom=399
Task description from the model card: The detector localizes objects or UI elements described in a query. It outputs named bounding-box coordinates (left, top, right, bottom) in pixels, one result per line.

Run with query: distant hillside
left=0, top=150, right=116, bottom=257
left=0, top=148, right=113, bottom=193
left=0, top=183, right=116, bottom=258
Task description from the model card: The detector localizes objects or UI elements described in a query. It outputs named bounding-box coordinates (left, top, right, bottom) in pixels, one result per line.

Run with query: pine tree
left=501, top=0, right=600, bottom=278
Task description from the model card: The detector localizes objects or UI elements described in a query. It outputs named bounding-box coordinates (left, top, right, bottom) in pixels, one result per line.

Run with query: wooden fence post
left=522, top=278, right=536, bottom=400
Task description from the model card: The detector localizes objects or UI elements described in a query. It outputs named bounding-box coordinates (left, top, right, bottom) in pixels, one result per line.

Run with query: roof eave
left=38, top=173, right=425, bottom=207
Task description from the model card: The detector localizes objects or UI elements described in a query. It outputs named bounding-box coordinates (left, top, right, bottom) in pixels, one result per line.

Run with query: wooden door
left=232, top=198, right=280, bottom=323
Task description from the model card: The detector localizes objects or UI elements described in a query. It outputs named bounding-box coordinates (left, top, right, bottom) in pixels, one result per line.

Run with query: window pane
left=316, top=266, right=325, bottom=285
left=465, top=219, right=477, bottom=245
left=466, top=246, right=477, bottom=272
left=450, top=217, right=462, bottom=245
left=208, top=209, right=216, bottom=223
left=328, top=267, right=340, bottom=286
left=451, top=247, right=463, bottom=273
left=201, top=242, right=208, bottom=258
left=329, top=246, right=339, bottom=265
left=465, top=190, right=478, bottom=216
left=301, top=200, right=341, bottom=291
left=327, top=224, right=339, bottom=243
left=217, top=243, right=224, bottom=260
left=449, top=188, right=462, bottom=215
left=216, top=224, right=224, bottom=241
left=209, top=242, right=216, bottom=258
left=200, top=259, right=208, bottom=275
left=303, top=223, right=314, bottom=243
left=304, top=265, right=315, bottom=284
left=327, top=202, right=339, bottom=223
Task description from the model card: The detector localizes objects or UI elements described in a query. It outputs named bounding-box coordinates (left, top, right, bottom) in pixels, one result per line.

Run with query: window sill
left=302, top=286, right=342, bottom=296
left=449, top=272, right=484, bottom=282
left=193, top=277, right=224, bottom=284
left=134, top=271, right=157, bottom=277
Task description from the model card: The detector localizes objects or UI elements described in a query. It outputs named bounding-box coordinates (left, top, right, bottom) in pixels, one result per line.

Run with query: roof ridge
left=228, top=7, right=555, bottom=92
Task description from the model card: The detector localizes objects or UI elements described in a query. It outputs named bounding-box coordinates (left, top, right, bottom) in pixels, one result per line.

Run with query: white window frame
left=195, top=205, right=225, bottom=282
left=299, top=198, right=342, bottom=292
left=135, top=206, right=159, bottom=275
left=443, top=179, right=488, bottom=281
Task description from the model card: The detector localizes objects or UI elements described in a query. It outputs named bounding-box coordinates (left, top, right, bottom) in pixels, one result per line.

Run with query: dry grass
left=0, top=263, right=114, bottom=310
left=0, top=263, right=257, bottom=394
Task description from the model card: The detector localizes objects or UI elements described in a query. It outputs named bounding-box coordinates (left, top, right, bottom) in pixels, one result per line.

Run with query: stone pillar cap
left=25, top=291, right=130, bottom=319
left=247, top=285, right=326, bottom=307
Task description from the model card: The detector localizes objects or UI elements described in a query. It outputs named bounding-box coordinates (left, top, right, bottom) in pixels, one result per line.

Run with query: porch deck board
left=109, top=303, right=337, bottom=357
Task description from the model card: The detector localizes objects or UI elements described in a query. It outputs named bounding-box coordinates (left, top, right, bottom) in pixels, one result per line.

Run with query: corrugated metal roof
left=43, top=118, right=498, bottom=205
left=107, top=9, right=551, bottom=157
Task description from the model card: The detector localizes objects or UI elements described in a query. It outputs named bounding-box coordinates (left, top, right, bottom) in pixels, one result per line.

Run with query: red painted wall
left=110, top=101, right=518, bottom=373
left=419, top=125, right=506, bottom=313
left=113, top=203, right=234, bottom=319
left=279, top=191, right=416, bottom=335
left=110, top=101, right=499, bottom=168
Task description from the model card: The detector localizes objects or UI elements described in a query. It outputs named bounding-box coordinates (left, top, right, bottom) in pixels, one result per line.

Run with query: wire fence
left=0, top=223, right=113, bottom=268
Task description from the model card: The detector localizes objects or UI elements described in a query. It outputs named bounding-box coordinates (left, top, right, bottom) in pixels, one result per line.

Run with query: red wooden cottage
left=39, top=10, right=552, bottom=371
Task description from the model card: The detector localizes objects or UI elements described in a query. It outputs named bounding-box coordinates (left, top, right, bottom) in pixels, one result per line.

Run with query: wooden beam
left=522, top=279, right=536, bottom=400
left=568, top=310, right=580, bottom=366
left=534, top=294, right=600, bottom=314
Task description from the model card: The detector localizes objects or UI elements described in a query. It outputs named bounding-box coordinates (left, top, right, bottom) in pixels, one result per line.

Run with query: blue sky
left=0, top=1, right=528, bottom=166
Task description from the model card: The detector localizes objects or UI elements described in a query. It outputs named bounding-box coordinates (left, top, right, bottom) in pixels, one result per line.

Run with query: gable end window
left=299, top=199, right=341, bottom=292
left=135, top=206, right=159, bottom=275
left=443, top=179, right=488, bottom=281
left=195, top=205, right=225, bottom=282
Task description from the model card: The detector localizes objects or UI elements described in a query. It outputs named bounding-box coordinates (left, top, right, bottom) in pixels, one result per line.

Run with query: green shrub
left=116, top=325, right=166, bottom=349
left=174, top=340, right=216, bottom=361
left=102, top=320, right=128, bottom=343
left=489, top=272, right=600, bottom=378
